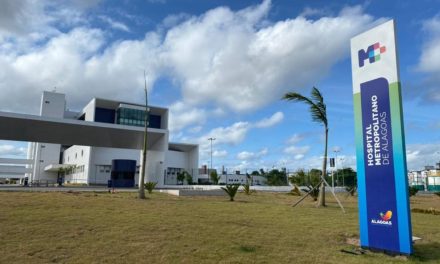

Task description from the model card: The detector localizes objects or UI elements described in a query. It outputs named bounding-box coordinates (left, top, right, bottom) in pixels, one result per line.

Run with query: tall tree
left=139, top=71, right=149, bottom=199
left=282, top=87, right=328, bottom=207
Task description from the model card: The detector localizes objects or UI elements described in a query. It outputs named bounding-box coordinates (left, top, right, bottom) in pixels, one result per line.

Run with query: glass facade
left=116, top=107, right=161, bottom=129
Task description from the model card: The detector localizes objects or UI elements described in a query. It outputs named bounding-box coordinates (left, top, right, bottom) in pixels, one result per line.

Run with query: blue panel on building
left=111, top=159, right=136, bottom=188
left=149, top=114, right=161, bottom=129
left=95, top=108, right=115, bottom=124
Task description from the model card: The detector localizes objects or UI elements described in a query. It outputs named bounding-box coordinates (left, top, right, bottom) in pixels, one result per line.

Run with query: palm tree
left=221, top=184, right=240, bottom=201
left=282, top=87, right=328, bottom=207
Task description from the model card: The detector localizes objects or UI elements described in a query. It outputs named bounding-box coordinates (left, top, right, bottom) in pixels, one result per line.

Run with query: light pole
left=208, top=137, right=216, bottom=183
left=340, top=157, right=345, bottom=187
left=436, top=151, right=440, bottom=169
left=333, top=148, right=340, bottom=186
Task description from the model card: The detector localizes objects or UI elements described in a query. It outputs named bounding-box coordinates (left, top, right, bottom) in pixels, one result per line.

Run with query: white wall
left=82, top=99, right=96, bottom=122
left=40, top=91, right=65, bottom=118
left=166, top=151, right=188, bottom=168
left=188, top=146, right=199, bottom=179
left=164, top=144, right=199, bottom=184
left=30, top=91, right=65, bottom=182
left=138, top=133, right=167, bottom=187
left=25, top=142, right=35, bottom=178
left=90, top=147, right=140, bottom=185
left=63, top=145, right=91, bottom=184
left=218, top=174, right=267, bottom=185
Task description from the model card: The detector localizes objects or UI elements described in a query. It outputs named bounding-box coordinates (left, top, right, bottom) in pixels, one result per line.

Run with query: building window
left=75, top=153, right=77, bottom=159
left=116, top=107, right=161, bottom=129
left=81, top=150, right=84, bottom=157
left=45, top=100, right=50, bottom=104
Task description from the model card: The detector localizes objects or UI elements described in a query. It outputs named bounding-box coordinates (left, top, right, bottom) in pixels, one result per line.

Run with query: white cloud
left=237, top=148, right=268, bottom=160
left=294, top=154, right=304, bottom=160
left=168, top=101, right=207, bottom=132
left=415, top=16, right=440, bottom=102
left=287, top=133, right=304, bottom=144
left=98, top=16, right=130, bottom=32
left=254, top=111, right=284, bottom=128
left=0, top=0, right=99, bottom=45
left=213, top=149, right=228, bottom=158
left=0, top=144, right=27, bottom=156
left=188, top=126, right=203, bottom=133
left=162, top=13, right=191, bottom=28
left=0, top=1, right=52, bottom=37
left=0, top=1, right=383, bottom=116
left=406, top=142, right=440, bottom=171
left=0, top=27, right=163, bottom=113
left=284, top=145, right=310, bottom=155
left=190, top=121, right=251, bottom=162
left=205, top=122, right=250, bottom=146
left=417, top=16, right=440, bottom=73
left=160, top=3, right=379, bottom=112
left=194, top=110, right=283, bottom=153
left=299, top=7, right=328, bottom=18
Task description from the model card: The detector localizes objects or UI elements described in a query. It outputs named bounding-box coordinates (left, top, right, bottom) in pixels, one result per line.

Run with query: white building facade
left=26, top=91, right=198, bottom=187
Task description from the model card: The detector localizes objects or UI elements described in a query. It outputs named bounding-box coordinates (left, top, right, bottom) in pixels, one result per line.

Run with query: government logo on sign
left=371, top=210, right=393, bottom=226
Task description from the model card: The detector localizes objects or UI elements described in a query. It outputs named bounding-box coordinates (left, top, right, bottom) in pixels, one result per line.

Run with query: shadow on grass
left=412, top=242, right=440, bottom=262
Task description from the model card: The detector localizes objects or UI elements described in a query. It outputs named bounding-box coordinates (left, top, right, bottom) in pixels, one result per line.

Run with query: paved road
left=0, top=185, right=136, bottom=192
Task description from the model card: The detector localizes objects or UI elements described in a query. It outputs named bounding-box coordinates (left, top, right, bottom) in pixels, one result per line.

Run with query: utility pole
left=208, top=137, right=216, bottom=183
left=139, top=71, right=149, bottom=199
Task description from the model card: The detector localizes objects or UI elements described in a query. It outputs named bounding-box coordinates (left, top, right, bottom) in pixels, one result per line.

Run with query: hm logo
left=358, top=42, right=386, bottom=67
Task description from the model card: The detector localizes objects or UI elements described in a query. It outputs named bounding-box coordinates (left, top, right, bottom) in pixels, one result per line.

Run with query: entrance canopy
left=0, top=111, right=166, bottom=149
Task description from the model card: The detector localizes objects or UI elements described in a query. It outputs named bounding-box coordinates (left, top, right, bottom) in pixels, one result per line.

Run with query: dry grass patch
left=0, top=191, right=439, bottom=263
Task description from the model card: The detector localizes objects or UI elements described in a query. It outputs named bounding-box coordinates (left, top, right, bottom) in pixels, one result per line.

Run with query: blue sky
left=0, top=0, right=439, bottom=172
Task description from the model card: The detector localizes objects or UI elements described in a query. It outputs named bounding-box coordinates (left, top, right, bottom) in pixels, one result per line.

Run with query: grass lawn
left=1, top=191, right=439, bottom=263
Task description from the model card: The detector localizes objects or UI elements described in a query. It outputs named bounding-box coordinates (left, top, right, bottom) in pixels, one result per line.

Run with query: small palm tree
left=282, top=87, right=328, bottom=207
left=144, top=182, right=157, bottom=194
left=221, top=184, right=240, bottom=201
left=243, top=183, right=251, bottom=195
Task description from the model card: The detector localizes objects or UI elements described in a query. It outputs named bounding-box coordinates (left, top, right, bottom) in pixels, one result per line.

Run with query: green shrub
left=409, top=186, right=419, bottom=197
left=144, top=182, right=157, bottom=194
left=243, top=183, right=251, bottom=195
left=221, top=184, right=240, bottom=201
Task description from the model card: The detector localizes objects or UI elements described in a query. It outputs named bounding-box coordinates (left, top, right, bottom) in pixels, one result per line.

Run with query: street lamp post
left=333, top=148, right=340, bottom=187
left=208, top=137, right=216, bottom=183
left=340, top=157, right=345, bottom=187
left=436, top=151, right=440, bottom=169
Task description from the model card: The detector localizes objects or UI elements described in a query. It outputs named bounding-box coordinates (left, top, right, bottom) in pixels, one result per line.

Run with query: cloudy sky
left=0, top=0, right=439, bottom=172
